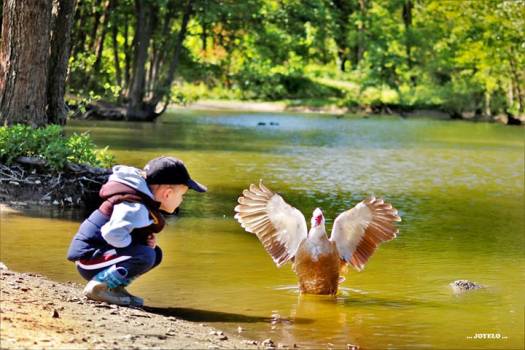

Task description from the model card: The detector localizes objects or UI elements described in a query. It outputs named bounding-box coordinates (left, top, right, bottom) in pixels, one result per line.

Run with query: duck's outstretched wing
left=234, top=181, right=307, bottom=267
left=330, top=197, right=401, bottom=271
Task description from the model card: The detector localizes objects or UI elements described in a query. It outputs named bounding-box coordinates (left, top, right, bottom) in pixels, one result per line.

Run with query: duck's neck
left=308, top=224, right=328, bottom=243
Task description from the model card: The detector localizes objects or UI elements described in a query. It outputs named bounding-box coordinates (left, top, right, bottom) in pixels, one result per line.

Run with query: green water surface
left=1, top=111, right=523, bottom=349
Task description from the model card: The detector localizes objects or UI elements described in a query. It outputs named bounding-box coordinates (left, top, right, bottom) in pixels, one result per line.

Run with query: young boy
left=67, top=156, right=206, bottom=306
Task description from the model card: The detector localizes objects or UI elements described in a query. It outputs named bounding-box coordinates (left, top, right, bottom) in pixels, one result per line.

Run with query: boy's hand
left=146, top=233, right=156, bottom=248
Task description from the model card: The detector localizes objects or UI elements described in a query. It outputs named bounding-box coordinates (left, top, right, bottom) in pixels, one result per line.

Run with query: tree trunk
left=126, top=0, right=155, bottom=120
left=88, top=0, right=102, bottom=51
left=92, top=0, right=112, bottom=76
left=111, top=12, right=122, bottom=91
left=357, top=0, right=367, bottom=65
left=508, top=54, right=524, bottom=113
left=332, top=0, right=353, bottom=72
left=151, top=3, right=176, bottom=97
left=123, top=12, right=131, bottom=94
left=402, top=0, right=413, bottom=69
left=70, top=1, right=87, bottom=59
left=402, top=0, right=417, bottom=85
left=338, top=51, right=347, bottom=72
left=0, top=0, right=52, bottom=127
left=47, top=0, right=77, bottom=125
left=150, top=0, right=193, bottom=108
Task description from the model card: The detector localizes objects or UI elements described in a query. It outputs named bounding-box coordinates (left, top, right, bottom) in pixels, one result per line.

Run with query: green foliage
left=0, top=125, right=115, bottom=171
left=66, top=0, right=524, bottom=116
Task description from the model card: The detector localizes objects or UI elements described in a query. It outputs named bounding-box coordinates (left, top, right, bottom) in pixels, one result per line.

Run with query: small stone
left=450, top=280, right=483, bottom=294
left=262, top=338, right=275, bottom=347
left=237, top=326, right=243, bottom=333
left=218, top=335, right=228, bottom=341
left=52, top=200, right=59, bottom=205
left=347, top=344, right=359, bottom=350
left=52, top=309, right=60, bottom=318
left=0, top=262, right=8, bottom=270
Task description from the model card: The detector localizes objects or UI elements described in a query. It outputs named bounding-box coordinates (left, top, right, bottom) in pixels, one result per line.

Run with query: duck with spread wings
left=234, top=181, right=401, bottom=295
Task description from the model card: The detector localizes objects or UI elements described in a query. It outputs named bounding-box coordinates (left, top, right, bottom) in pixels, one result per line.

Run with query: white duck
left=234, top=181, right=401, bottom=295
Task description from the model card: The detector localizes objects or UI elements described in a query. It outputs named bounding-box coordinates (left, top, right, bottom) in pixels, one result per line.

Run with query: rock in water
left=450, top=280, right=483, bottom=294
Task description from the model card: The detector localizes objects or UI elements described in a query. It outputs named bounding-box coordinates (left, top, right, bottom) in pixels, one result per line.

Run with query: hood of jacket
left=101, top=165, right=154, bottom=199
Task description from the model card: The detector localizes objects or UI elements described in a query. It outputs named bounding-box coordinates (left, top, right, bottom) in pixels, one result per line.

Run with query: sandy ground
left=170, top=100, right=348, bottom=114
left=0, top=263, right=269, bottom=349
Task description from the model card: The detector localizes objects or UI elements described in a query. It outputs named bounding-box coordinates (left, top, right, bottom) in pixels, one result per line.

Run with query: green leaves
left=0, top=125, right=115, bottom=171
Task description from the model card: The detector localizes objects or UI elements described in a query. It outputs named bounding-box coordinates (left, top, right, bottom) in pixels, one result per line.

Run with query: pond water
left=1, top=111, right=524, bottom=349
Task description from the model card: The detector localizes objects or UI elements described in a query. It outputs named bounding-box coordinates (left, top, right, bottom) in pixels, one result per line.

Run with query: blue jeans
left=77, top=244, right=163, bottom=281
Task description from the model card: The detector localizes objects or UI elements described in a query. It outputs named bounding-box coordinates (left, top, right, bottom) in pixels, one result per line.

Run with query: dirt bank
left=0, top=264, right=264, bottom=349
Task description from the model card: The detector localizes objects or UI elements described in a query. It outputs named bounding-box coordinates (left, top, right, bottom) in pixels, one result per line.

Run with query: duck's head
left=310, top=208, right=325, bottom=228
left=308, top=208, right=326, bottom=240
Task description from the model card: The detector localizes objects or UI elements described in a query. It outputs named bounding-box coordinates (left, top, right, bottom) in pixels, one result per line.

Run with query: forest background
left=0, top=0, right=524, bottom=126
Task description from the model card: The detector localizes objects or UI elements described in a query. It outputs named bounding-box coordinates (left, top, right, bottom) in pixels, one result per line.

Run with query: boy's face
left=153, top=184, right=189, bottom=213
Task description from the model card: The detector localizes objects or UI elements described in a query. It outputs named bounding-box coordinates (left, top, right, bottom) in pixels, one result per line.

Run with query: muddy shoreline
left=0, top=263, right=281, bottom=349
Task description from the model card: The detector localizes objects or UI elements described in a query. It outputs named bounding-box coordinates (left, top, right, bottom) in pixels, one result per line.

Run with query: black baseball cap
left=144, top=156, right=207, bottom=192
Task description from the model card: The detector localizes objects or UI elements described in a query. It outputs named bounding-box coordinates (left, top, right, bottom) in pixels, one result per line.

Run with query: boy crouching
left=67, top=156, right=206, bottom=306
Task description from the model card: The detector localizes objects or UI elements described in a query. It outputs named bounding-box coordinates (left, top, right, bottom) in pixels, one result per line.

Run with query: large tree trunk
left=0, top=0, right=52, bottom=127
left=47, top=0, right=77, bottom=125
left=126, top=0, right=155, bottom=120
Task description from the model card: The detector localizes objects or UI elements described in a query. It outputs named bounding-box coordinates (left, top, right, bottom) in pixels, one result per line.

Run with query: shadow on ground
left=143, top=306, right=313, bottom=324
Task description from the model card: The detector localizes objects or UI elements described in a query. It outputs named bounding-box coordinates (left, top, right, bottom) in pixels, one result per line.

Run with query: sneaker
left=83, top=280, right=131, bottom=306
left=112, top=286, right=144, bottom=307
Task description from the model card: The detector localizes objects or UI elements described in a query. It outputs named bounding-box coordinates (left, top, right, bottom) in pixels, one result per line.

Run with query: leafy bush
left=233, top=70, right=344, bottom=101
left=0, top=124, right=115, bottom=171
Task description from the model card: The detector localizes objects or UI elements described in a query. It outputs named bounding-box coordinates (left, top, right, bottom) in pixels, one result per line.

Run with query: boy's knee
left=152, top=246, right=163, bottom=268
left=136, top=246, right=157, bottom=269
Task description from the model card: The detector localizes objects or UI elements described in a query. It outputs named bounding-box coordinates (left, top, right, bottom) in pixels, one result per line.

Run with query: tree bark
left=47, top=0, right=77, bottom=125
left=0, top=0, right=53, bottom=127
